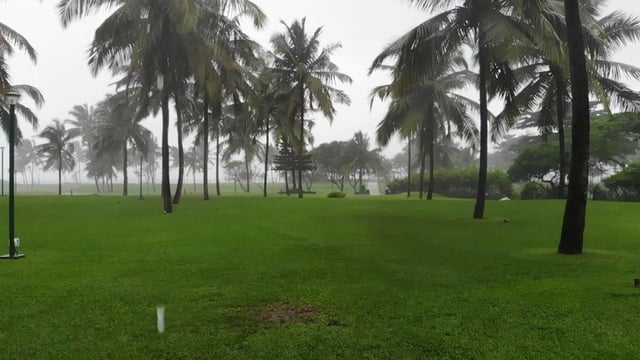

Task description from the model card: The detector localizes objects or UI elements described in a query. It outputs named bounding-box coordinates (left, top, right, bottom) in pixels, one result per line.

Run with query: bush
left=385, top=168, right=514, bottom=199
left=520, top=182, right=548, bottom=200
left=591, top=184, right=612, bottom=201
left=327, top=191, right=346, bottom=198
left=603, top=162, right=640, bottom=201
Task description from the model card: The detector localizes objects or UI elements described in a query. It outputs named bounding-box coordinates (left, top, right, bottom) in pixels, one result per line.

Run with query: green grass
left=2, top=196, right=640, bottom=359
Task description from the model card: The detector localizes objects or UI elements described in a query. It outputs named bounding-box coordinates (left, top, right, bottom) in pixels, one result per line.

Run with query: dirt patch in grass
left=255, top=302, right=321, bottom=326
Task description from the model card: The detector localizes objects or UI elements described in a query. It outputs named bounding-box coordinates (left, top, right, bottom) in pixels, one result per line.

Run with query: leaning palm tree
left=270, top=18, right=352, bottom=198
left=37, top=120, right=79, bottom=195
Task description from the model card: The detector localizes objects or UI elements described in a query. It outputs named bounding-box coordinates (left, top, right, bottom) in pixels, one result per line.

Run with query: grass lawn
left=1, top=195, right=640, bottom=359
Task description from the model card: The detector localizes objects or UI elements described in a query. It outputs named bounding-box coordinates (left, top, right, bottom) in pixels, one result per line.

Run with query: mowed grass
left=1, top=196, right=640, bottom=359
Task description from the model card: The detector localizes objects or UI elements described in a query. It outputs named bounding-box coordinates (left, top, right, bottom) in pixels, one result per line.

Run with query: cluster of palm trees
left=55, top=0, right=351, bottom=213
left=370, top=0, right=640, bottom=253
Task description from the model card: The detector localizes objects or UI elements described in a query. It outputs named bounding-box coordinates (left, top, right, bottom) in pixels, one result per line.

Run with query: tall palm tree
left=497, top=4, right=640, bottom=198
left=222, top=102, right=262, bottom=193
left=349, top=131, right=383, bottom=192
left=185, top=144, right=204, bottom=193
left=37, top=120, right=79, bottom=195
left=57, top=0, right=265, bottom=212
left=558, top=0, right=591, bottom=255
left=270, top=18, right=352, bottom=198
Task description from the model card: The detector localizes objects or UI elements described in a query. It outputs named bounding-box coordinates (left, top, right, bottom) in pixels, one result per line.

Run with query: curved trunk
left=407, top=134, right=412, bottom=198
left=298, top=85, right=304, bottom=199
left=264, top=117, right=270, bottom=198
left=173, top=107, right=185, bottom=204
left=473, top=43, right=489, bottom=219
left=555, top=70, right=567, bottom=199
left=123, top=141, right=128, bottom=196
left=559, top=0, right=590, bottom=255
left=203, top=95, right=210, bottom=200
left=216, top=131, right=221, bottom=196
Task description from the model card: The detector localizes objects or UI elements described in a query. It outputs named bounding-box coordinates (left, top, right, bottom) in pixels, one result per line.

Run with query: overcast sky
left=2, top=0, right=640, bottom=179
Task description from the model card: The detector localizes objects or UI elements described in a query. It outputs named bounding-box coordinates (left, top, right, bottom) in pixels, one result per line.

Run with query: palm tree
left=222, top=102, right=262, bottom=193
left=37, top=120, right=79, bottom=195
left=1, top=85, right=44, bottom=143
left=377, top=0, right=549, bottom=216
left=497, top=4, right=640, bottom=198
left=57, top=0, right=265, bottom=212
left=270, top=18, right=352, bottom=198
left=93, top=92, right=151, bottom=196
left=558, top=0, right=591, bottom=255
left=15, top=139, right=39, bottom=187
left=0, top=21, right=37, bottom=93
left=371, top=54, right=479, bottom=200
left=185, top=144, right=204, bottom=193
left=349, top=131, right=383, bottom=192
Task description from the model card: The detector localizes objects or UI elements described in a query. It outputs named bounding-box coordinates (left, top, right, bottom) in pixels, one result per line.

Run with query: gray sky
left=3, top=0, right=640, bottom=180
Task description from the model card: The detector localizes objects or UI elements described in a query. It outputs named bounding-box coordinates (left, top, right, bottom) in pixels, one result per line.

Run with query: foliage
left=604, top=162, right=640, bottom=201
left=508, top=143, right=561, bottom=189
left=386, top=168, right=513, bottom=199
left=520, top=182, right=550, bottom=200
left=327, top=191, right=346, bottom=198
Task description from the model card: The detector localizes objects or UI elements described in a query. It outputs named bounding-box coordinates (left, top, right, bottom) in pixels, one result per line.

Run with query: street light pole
left=1, top=91, right=25, bottom=260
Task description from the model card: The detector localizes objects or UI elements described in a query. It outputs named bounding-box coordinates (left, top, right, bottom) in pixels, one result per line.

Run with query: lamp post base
left=0, top=253, right=25, bottom=260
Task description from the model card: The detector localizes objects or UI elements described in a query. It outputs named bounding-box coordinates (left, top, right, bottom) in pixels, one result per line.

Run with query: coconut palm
left=371, top=53, right=479, bottom=200
left=497, top=4, right=640, bottom=198
left=15, top=139, right=39, bottom=186
left=349, top=131, right=384, bottom=192
left=375, top=0, right=553, bottom=216
left=270, top=18, right=352, bottom=198
left=57, top=0, right=265, bottom=212
left=37, top=120, right=80, bottom=195
left=0, top=21, right=37, bottom=93
left=222, top=102, right=262, bottom=193
left=185, top=144, right=204, bottom=193
left=94, top=92, right=151, bottom=196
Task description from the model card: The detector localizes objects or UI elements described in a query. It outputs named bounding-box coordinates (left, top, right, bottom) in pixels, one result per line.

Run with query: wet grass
left=1, top=196, right=639, bottom=359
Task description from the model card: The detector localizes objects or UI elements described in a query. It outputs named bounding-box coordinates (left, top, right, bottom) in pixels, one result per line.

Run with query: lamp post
left=1, top=91, right=25, bottom=260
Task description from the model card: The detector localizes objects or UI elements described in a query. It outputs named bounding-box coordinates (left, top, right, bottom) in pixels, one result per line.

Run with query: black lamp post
left=1, top=91, right=25, bottom=260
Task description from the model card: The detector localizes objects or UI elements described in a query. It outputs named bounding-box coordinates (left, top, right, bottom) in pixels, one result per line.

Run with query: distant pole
left=1, top=91, right=24, bottom=260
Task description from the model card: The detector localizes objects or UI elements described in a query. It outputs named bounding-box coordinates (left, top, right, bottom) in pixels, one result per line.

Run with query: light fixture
left=5, top=91, right=20, bottom=106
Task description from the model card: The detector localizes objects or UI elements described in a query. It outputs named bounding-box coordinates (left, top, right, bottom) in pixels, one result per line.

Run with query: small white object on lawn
left=499, top=197, right=511, bottom=202
left=157, top=306, right=165, bottom=333
left=14, top=238, right=20, bottom=248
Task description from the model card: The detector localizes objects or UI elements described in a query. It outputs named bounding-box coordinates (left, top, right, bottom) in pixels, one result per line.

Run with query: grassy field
left=1, top=195, right=640, bottom=359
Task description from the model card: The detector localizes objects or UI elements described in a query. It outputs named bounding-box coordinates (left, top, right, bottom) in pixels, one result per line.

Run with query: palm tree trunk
left=264, top=116, right=270, bottom=198
left=284, top=170, right=289, bottom=195
left=123, top=141, right=128, bottom=196
left=193, top=168, right=196, bottom=192
left=216, top=130, right=221, bottom=196
left=245, top=151, right=250, bottom=193
left=173, top=107, right=185, bottom=205
left=94, top=176, right=100, bottom=193
left=559, top=0, right=590, bottom=255
left=418, top=122, right=427, bottom=199
left=203, top=95, right=210, bottom=200
left=473, top=43, right=489, bottom=219
left=407, top=133, right=412, bottom=198
left=427, top=105, right=435, bottom=200
left=292, top=169, right=297, bottom=190
left=161, top=75, right=173, bottom=213
left=58, top=150, right=62, bottom=196
left=554, top=70, right=567, bottom=199
left=298, top=85, right=304, bottom=199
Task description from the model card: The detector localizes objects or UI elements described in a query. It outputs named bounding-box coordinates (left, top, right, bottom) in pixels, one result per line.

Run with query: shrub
left=603, top=162, right=640, bottom=201
left=520, top=182, right=548, bottom=200
left=327, top=191, right=346, bottom=198
left=591, top=184, right=612, bottom=201
left=385, top=168, right=514, bottom=199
